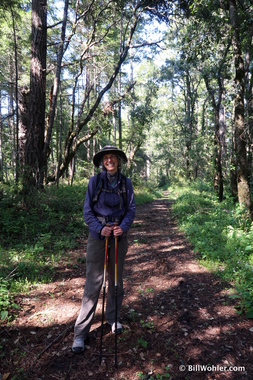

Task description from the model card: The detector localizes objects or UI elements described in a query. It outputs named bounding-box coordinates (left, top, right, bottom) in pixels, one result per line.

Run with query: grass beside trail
left=0, top=181, right=161, bottom=322
left=169, top=181, right=253, bottom=319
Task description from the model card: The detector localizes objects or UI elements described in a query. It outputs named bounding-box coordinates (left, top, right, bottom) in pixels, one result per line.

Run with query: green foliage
left=0, top=181, right=88, bottom=321
left=137, top=337, right=148, bottom=349
left=0, top=276, right=21, bottom=322
left=140, top=319, right=155, bottom=333
left=0, top=278, right=11, bottom=321
left=134, top=187, right=163, bottom=205
left=137, top=366, right=171, bottom=380
left=172, top=181, right=253, bottom=317
left=127, top=308, right=139, bottom=322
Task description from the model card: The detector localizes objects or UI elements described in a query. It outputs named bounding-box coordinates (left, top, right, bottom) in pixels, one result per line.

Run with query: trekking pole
left=99, top=232, right=109, bottom=364
left=114, top=222, right=118, bottom=368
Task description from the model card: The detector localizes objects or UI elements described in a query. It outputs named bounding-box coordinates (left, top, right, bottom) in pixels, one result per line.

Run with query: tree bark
left=44, top=0, right=69, bottom=183
left=0, top=91, right=3, bottom=182
left=230, top=114, right=238, bottom=202
left=11, top=7, right=19, bottom=184
left=24, top=0, right=47, bottom=191
left=18, top=88, right=29, bottom=170
left=204, top=75, right=225, bottom=202
left=229, top=0, right=251, bottom=214
left=118, top=11, right=124, bottom=150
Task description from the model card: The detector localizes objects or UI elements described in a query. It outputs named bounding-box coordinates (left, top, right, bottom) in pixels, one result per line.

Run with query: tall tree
left=0, top=92, right=2, bottom=182
left=44, top=0, right=69, bottom=181
left=24, top=0, right=47, bottom=190
left=228, top=0, right=252, bottom=214
left=178, top=1, right=232, bottom=197
left=48, top=0, right=141, bottom=182
left=203, top=68, right=227, bottom=202
left=10, top=6, right=19, bottom=183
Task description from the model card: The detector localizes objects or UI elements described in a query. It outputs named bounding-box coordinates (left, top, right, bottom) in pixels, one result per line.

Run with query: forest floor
left=1, top=194, right=253, bottom=380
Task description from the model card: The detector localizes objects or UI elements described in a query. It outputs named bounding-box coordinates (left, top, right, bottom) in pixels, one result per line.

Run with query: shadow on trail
left=1, top=198, right=252, bottom=380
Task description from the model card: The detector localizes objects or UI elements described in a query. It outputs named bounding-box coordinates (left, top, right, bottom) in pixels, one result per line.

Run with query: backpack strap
left=92, top=173, right=104, bottom=204
left=120, top=174, right=127, bottom=208
left=92, top=172, right=127, bottom=208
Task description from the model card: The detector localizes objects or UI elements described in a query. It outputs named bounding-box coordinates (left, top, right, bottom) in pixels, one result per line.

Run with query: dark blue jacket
left=83, top=170, right=136, bottom=240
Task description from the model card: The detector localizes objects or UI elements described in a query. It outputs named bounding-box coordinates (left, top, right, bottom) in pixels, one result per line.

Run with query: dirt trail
left=1, top=196, right=253, bottom=379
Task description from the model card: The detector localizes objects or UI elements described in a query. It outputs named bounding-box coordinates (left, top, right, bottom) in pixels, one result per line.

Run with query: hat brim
left=93, top=148, right=127, bottom=167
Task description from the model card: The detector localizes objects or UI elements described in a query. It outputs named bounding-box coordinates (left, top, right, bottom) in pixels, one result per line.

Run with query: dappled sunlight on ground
left=1, top=198, right=253, bottom=379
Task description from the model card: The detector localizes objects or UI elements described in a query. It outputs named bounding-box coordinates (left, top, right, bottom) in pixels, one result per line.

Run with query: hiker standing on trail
left=72, top=146, right=136, bottom=354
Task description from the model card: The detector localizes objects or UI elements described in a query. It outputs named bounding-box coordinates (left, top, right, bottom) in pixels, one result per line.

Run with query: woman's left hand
left=113, top=225, right=123, bottom=237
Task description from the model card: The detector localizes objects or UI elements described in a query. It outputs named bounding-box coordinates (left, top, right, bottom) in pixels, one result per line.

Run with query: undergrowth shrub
left=0, top=182, right=88, bottom=322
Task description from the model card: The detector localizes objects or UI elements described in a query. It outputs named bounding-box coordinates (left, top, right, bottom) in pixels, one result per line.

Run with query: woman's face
left=102, top=154, right=119, bottom=175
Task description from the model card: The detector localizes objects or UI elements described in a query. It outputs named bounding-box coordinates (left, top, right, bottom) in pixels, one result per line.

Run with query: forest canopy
left=0, top=0, right=253, bottom=215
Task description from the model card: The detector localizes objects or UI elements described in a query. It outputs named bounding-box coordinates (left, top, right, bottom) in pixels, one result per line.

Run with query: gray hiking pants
left=74, top=233, right=128, bottom=341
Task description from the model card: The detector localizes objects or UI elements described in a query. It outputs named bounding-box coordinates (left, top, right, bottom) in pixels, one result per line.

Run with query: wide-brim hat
left=93, top=145, right=128, bottom=167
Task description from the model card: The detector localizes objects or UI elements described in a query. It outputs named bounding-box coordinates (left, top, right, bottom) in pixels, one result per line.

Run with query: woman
left=72, top=145, right=136, bottom=353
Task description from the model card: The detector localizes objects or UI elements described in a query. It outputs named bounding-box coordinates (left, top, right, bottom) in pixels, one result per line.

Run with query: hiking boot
left=72, top=337, right=85, bottom=354
left=110, top=322, right=123, bottom=334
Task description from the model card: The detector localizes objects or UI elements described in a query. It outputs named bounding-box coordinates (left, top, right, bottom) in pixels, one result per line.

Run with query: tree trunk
left=44, top=0, right=69, bottom=183
left=230, top=114, right=238, bottom=202
left=218, top=104, right=225, bottom=201
left=9, top=81, right=15, bottom=179
left=229, top=0, right=251, bottom=214
left=248, top=81, right=253, bottom=190
left=0, top=91, right=3, bottom=182
left=244, top=26, right=253, bottom=200
left=185, top=70, right=192, bottom=180
left=11, top=7, right=19, bottom=184
left=18, top=88, right=29, bottom=171
left=204, top=75, right=225, bottom=202
left=113, top=113, right=117, bottom=145
left=56, top=87, right=63, bottom=187
left=24, top=0, right=47, bottom=191
left=118, top=12, right=123, bottom=150
left=52, top=13, right=139, bottom=182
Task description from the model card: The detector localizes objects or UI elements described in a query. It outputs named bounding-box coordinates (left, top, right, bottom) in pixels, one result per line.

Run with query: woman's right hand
left=101, top=225, right=113, bottom=237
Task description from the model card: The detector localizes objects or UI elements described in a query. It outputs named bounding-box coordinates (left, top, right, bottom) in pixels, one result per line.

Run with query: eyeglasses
left=103, top=154, right=117, bottom=161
